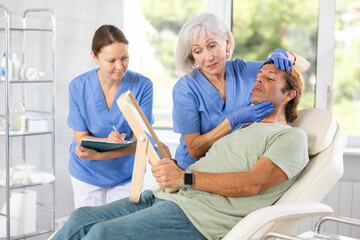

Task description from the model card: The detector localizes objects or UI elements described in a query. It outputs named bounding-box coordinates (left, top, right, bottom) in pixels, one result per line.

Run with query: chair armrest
left=224, top=202, right=333, bottom=240
left=261, top=232, right=305, bottom=240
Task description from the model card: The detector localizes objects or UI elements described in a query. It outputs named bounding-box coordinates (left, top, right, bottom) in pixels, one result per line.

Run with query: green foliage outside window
left=332, top=0, right=360, bottom=135
left=232, top=0, right=318, bottom=110
left=140, top=0, right=360, bottom=135
left=140, top=0, right=206, bottom=128
left=140, top=0, right=205, bottom=78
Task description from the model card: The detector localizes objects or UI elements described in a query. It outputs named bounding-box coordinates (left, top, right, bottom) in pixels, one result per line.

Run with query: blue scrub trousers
left=52, top=190, right=206, bottom=240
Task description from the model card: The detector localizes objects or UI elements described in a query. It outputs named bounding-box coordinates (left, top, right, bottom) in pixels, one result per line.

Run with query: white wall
left=0, top=0, right=125, bottom=226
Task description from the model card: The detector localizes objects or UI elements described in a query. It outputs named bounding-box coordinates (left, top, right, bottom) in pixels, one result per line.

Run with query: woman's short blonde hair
left=175, top=12, right=235, bottom=77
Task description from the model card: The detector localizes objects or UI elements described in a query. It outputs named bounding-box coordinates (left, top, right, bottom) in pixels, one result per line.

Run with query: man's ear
left=284, top=89, right=296, bottom=102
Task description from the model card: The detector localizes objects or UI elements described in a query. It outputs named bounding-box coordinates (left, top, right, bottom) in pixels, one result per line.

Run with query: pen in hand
left=109, top=121, right=120, bottom=134
left=109, top=121, right=126, bottom=142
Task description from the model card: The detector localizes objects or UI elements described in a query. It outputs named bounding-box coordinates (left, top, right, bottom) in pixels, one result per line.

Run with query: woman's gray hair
left=175, top=12, right=235, bottom=77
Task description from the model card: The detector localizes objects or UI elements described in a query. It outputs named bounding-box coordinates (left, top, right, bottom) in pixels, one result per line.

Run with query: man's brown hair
left=283, top=66, right=304, bottom=123
left=265, top=60, right=304, bottom=123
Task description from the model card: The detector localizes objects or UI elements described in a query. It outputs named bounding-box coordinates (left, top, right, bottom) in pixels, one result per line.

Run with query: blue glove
left=266, top=48, right=293, bottom=72
left=228, top=102, right=274, bottom=129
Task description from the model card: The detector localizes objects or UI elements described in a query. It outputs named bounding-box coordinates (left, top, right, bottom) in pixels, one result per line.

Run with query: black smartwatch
left=184, top=171, right=194, bottom=188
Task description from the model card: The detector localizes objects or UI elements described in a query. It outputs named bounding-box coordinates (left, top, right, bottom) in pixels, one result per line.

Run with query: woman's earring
left=226, top=51, right=229, bottom=56
left=194, top=62, right=199, bottom=69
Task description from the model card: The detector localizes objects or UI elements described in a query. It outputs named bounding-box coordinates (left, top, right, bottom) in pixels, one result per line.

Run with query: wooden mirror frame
left=117, top=90, right=177, bottom=203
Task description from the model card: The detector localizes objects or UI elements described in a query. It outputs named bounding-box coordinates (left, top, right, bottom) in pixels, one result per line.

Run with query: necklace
left=216, top=80, right=225, bottom=95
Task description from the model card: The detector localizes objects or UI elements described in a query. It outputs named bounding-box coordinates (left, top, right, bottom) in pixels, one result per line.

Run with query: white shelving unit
left=0, top=5, right=56, bottom=240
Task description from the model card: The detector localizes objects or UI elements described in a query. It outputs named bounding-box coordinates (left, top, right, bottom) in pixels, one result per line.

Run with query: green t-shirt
left=153, top=122, right=309, bottom=240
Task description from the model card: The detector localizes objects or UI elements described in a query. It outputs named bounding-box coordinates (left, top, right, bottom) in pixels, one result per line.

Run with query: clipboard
left=80, top=139, right=136, bottom=152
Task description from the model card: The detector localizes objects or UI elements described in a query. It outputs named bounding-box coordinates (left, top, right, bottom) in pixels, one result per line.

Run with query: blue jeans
left=52, top=190, right=206, bottom=240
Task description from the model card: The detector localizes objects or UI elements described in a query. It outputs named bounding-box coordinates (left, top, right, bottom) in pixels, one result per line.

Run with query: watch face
left=184, top=172, right=193, bottom=185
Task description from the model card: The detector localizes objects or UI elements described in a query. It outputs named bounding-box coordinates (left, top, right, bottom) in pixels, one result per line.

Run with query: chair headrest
left=290, top=108, right=337, bottom=156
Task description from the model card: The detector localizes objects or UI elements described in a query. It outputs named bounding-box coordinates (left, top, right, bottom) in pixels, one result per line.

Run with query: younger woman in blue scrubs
left=173, top=13, right=295, bottom=169
left=67, top=25, right=154, bottom=208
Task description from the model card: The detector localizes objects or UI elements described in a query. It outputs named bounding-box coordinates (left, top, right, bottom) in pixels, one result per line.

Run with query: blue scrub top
left=172, top=58, right=264, bottom=169
left=67, top=68, right=154, bottom=188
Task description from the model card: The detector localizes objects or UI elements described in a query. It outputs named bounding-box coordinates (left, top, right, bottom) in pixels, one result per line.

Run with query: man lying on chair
left=53, top=59, right=309, bottom=240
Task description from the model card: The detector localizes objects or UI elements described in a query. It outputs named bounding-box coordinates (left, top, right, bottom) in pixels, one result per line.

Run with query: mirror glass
left=125, top=94, right=157, bottom=148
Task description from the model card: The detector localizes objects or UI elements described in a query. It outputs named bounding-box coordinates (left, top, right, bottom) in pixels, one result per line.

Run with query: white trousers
left=71, top=176, right=132, bottom=209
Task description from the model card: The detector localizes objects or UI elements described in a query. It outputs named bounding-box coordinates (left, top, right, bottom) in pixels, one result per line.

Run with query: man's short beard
left=251, top=100, right=261, bottom=105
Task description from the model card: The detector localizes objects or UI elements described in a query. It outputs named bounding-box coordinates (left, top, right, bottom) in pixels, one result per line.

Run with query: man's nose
left=256, top=77, right=264, bottom=84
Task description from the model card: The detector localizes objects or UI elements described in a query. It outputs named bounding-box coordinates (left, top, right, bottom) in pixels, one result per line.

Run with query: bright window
left=124, top=0, right=207, bottom=128
left=232, top=0, right=319, bottom=110
left=333, top=0, right=360, bottom=137
left=124, top=0, right=360, bottom=142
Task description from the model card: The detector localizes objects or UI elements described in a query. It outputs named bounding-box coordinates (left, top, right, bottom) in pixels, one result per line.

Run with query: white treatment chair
left=48, top=108, right=346, bottom=240
left=224, top=107, right=347, bottom=239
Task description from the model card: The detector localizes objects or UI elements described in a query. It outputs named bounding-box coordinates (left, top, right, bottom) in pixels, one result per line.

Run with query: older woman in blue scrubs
left=173, top=13, right=294, bottom=169
left=67, top=25, right=154, bottom=208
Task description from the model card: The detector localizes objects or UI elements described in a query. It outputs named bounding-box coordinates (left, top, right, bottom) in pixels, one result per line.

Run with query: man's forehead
left=259, top=64, right=285, bottom=76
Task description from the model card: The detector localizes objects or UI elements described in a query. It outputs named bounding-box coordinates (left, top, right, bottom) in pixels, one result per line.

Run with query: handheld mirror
left=117, top=90, right=176, bottom=203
